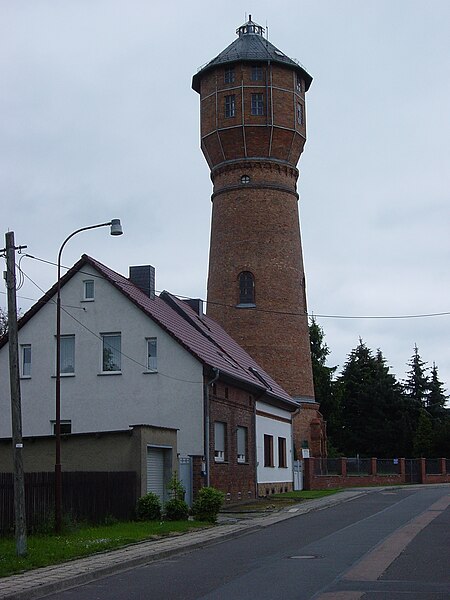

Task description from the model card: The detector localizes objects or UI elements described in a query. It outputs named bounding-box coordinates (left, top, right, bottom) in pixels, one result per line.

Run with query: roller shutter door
left=146, top=447, right=165, bottom=501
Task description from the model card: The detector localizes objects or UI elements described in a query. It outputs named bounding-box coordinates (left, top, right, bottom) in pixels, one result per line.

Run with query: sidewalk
left=0, top=490, right=366, bottom=600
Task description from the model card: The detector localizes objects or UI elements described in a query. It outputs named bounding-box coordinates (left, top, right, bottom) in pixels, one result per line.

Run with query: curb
left=0, top=490, right=367, bottom=600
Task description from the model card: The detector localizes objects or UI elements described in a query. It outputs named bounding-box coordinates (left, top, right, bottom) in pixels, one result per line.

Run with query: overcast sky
left=1, top=0, right=449, bottom=391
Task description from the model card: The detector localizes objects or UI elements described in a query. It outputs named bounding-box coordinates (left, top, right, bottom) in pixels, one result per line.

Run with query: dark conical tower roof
left=192, top=16, right=312, bottom=93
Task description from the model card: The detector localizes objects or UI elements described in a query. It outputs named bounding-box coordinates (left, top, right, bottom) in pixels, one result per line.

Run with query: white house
left=0, top=255, right=299, bottom=500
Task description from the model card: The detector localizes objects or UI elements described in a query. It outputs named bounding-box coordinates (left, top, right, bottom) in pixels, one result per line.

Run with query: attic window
left=83, top=280, right=95, bottom=301
left=275, top=50, right=284, bottom=56
left=241, top=175, right=251, bottom=184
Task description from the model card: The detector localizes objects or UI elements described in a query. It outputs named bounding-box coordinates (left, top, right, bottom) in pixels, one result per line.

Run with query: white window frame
left=101, top=333, right=121, bottom=373
left=297, top=102, right=304, bottom=125
left=225, top=94, right=236, bottom=118
left=251, top=93, right=264, bottom=116
left=146, top=337, right=157, bottom=372
left=83, top=279, right=95, bottom=301
left=237, top=426, right=247, bottom=463
left=51, top=420, right=72, bottom=435
left=59, top=335, right=75, bottom=375
left=21, top=344, right=31, bottom=378
left=214, top=421, right=226, bottom=462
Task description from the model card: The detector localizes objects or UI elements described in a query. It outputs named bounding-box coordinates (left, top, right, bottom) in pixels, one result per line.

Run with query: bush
left=136, top=492, right=162, bottom=521
left=192, top=487, right=224, bottom=523
left=164, top=498, right=189, bottom=521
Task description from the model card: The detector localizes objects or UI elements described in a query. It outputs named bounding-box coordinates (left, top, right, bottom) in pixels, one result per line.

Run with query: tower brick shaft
left=193, top=18, right=314, bottom=402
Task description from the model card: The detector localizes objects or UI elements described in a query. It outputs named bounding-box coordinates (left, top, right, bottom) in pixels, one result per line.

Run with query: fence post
left=340, top=457, right=347, bottom=478
left=399, top=458, right=405, bottom=481
left=419, top=458, right=426, bottom=484
left=370, top=458, right=377, bottom=476
left=303, top=458, right=313, bottom=490
left=440, top=458, right=446, bottom=476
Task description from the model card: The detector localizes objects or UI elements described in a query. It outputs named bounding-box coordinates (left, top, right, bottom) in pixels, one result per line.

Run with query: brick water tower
left=193, top=18, right=325, bottom=455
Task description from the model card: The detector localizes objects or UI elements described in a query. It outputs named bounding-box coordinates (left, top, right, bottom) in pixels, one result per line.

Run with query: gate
left=293, top=460, right=303, bottom=491
left=178, top=456, right=193, bottom=506
left=405, top=459, right=420, bottom=483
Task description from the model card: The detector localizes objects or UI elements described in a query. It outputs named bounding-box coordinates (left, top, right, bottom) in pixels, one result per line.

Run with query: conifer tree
left=309, top=318, right=340, bottom=449
left=403, top=344, right=429, bottom=407
left=427, top=363, right=448, bottom=414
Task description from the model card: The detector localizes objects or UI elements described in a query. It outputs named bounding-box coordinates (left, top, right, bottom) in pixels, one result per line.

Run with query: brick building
left=193, top=17, right=326, bottom=456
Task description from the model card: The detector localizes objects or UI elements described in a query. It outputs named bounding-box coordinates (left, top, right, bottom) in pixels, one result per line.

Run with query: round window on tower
left=240, top=175, right=251, bottom=184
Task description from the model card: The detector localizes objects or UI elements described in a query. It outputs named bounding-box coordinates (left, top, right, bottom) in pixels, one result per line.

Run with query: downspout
left=204, top=367, right=219, bottom=488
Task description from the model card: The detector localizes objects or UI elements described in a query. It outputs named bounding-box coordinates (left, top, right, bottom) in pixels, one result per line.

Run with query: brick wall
left=208, top=381, right=256, bottom=501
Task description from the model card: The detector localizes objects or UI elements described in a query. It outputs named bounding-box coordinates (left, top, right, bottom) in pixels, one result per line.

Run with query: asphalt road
left=46, top=486, right=450, bottom=600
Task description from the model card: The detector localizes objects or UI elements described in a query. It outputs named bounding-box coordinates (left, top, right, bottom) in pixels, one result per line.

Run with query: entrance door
left=178, top=456, right=193, bottom=506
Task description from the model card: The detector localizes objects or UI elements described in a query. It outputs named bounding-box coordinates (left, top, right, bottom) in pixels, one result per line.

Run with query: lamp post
left=55, top=219, right=123, bottom=533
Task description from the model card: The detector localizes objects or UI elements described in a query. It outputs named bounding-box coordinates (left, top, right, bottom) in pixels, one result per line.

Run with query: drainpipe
left=204, top=368, right=219, bottom=488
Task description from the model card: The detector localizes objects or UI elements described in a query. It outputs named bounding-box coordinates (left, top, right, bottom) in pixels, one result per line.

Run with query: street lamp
left=55, top=219, right=123, bottom=532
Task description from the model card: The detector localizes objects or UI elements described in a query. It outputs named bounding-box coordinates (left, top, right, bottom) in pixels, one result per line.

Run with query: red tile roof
left=3, top=254, right=296, bottom=409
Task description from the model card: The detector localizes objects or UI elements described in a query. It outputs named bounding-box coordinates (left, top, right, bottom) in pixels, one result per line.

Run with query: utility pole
left=4, top=231, right=27, bottom=556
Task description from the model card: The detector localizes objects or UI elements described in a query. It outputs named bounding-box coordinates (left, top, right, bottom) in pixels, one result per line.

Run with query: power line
left=11, top=253, right=450, bottom=321
left=18, top=269, right=203, bottom=385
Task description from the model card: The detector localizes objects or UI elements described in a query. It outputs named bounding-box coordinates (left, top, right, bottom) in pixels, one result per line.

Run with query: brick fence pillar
left=419, top=458, right=426, bottom=484
left=340, top=458, right=347, bottom=478
left=303, top=458, right=313, bottom=490
left=399, top=458, right=405, bottom=481
left=370, top=458, right=377, bottom=476
left=440, top=458, right=446, bottom=475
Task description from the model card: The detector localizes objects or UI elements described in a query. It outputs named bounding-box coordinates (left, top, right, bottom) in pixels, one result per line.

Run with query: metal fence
left=425, top=459, right=441, bottom=475
left=346, top=458, right=371, bottom=476
left=313, top=458, right=341, bottom=476
left=376, top=459, right=400, bottom=475
left=0, top=471, right=137, bottom=534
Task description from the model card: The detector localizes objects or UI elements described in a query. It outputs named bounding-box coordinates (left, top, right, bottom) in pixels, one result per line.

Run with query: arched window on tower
left=238, top=271, right=256, bottom=306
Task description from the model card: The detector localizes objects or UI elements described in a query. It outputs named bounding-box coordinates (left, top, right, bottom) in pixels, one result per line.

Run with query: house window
left=278, top=437, right=287, bottom=468
left=225, top=94, right=235, bottom=118
left=296, top=74, right=302, bottom=93
left=21, top=344, right=31, bottom=378
left=146, top=337, right=157, bottom=371
left=224, top=66, right=235, bottom=83
left=102, top=333, right=121, bottom=372
left=240, top=175, right=251, bottom=184
left=297, top=102, right=304, bottom=125
left=251, top=65, right=263, bottom=81
left=251, top=93, right=264, bottom=115
left=264, top=434, right=274, bottom=467
left=60, top=335, right=75, bottom=374
left=83, top=280, right=95, bottom=300
left=238, top=271, right=255, bottom=305
left=237, top=426, right=247, bottom=463
left=214, top=421, right=226, bottom=462
left=51, top=420, right=72, bottom=435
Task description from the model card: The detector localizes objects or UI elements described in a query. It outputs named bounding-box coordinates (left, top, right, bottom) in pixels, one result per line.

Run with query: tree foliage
left=336, top=340, right=415, bottom=457
left=309, top=318, right=340, bottom=449
left=403, top=344, right=429, bottom=406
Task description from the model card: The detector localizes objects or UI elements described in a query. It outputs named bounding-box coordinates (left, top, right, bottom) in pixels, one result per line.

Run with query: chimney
left=129, top=265, right=155, bottom=299
left=183, top=298, right=203, bottom=316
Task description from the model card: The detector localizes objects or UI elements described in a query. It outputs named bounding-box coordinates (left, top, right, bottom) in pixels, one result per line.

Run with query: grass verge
left=272, top=489, right=343, bottom=500
left=0, top=520, right=208, bottom=579
left=221, top=488, right=343, bottom=512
